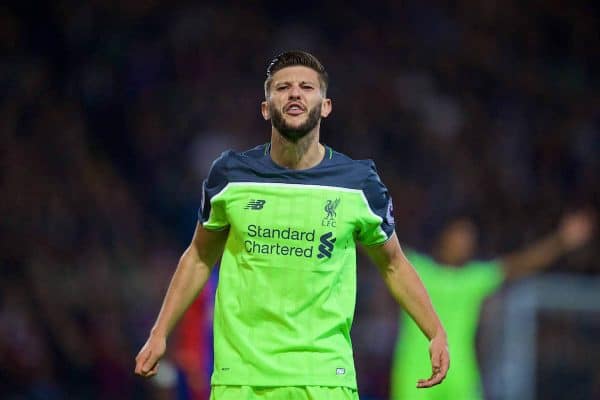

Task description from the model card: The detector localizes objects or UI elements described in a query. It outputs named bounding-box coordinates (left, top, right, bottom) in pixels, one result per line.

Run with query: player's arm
left=134, top=222, right=228, bottom=378
left=363, top=233, right=449, bottom=389
left=500, top=211, right=594, bottom=282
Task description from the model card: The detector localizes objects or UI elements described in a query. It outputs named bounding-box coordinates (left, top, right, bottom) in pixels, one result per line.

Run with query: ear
left=320, top=98, right=332, bottom=118
left=261, top=101, right=270, bottom=120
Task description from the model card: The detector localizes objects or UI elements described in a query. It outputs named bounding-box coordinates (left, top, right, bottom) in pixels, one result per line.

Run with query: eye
left=302, top=85, right=315, bottom=91
left=276, top=85, right=288, bottom=91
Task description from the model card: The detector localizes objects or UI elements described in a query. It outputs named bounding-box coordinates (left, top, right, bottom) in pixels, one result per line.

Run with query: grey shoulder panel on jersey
left=361, top=160, right=395, bottom=239
left=226, top=143, right=372, bottom=190
left=198, top=144, right=394, bottom=239
left=198, top=150, right=232, bottom=223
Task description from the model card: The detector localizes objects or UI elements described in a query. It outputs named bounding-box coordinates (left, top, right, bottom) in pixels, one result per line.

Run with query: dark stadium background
left=1, top=1, right=598, bottom=399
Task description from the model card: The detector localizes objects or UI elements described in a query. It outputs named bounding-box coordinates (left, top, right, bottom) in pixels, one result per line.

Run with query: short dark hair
left=264, top=50, right=329, bottom=97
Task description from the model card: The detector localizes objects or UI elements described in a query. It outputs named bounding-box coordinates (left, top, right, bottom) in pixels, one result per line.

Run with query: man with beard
left=134, top=51, right=449, bottom=399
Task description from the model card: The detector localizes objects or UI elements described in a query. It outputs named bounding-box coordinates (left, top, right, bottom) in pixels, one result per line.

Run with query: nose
left=288, top=84, right=301, bottom=99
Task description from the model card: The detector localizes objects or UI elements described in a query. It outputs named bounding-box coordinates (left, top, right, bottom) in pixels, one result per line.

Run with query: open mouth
left=285, top=103, right=306, bottom=116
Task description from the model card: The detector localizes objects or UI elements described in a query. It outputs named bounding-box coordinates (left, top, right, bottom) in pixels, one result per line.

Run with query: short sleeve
left=356, top=161, right=395, bottom=246
left=198, top=151, right=230, bottom=230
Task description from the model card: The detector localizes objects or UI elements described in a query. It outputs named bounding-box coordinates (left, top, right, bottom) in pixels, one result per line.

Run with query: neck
left=434, top=246, right=465, bottom=267
left=269, top=128, right=324, bottom=170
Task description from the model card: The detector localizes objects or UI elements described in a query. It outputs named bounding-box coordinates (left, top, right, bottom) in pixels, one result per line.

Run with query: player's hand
left=558, top=210, right=595, bottom=251
left=134, top=334, right=166, bottom=378
left=417, top=333, right=449, bottom=388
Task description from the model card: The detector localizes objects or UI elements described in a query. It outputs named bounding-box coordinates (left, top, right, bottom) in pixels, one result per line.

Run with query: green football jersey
left=390, top=250, right=504, bottom=400
left=199, top=144, right=395, bottom=389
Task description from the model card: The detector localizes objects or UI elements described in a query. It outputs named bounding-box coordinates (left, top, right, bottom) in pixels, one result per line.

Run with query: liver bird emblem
left=324, top=198, right=340, bottom=219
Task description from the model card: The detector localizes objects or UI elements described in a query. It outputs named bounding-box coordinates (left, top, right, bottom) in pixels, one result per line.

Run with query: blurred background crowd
left=0, top=1, right=598, bottom=399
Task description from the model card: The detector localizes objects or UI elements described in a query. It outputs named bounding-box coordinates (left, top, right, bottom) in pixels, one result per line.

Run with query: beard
left=269, top=102, right=322, bottom=142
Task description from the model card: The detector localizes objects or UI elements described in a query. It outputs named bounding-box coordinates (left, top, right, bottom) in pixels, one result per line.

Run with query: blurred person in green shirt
left=390, top=211, right=594, bottom=400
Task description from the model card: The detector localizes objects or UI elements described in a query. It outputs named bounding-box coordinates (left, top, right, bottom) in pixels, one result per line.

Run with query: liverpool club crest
left=322, top=198, right=340, bottom=227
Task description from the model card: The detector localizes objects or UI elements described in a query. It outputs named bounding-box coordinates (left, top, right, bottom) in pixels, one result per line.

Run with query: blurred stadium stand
left=0, top=1, right=598, bottom=399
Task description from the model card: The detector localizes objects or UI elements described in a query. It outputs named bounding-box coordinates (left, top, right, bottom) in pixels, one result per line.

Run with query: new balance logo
left=317, top=232, right=336, bottom=259
left=245, top=199, right=266, bottom=210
